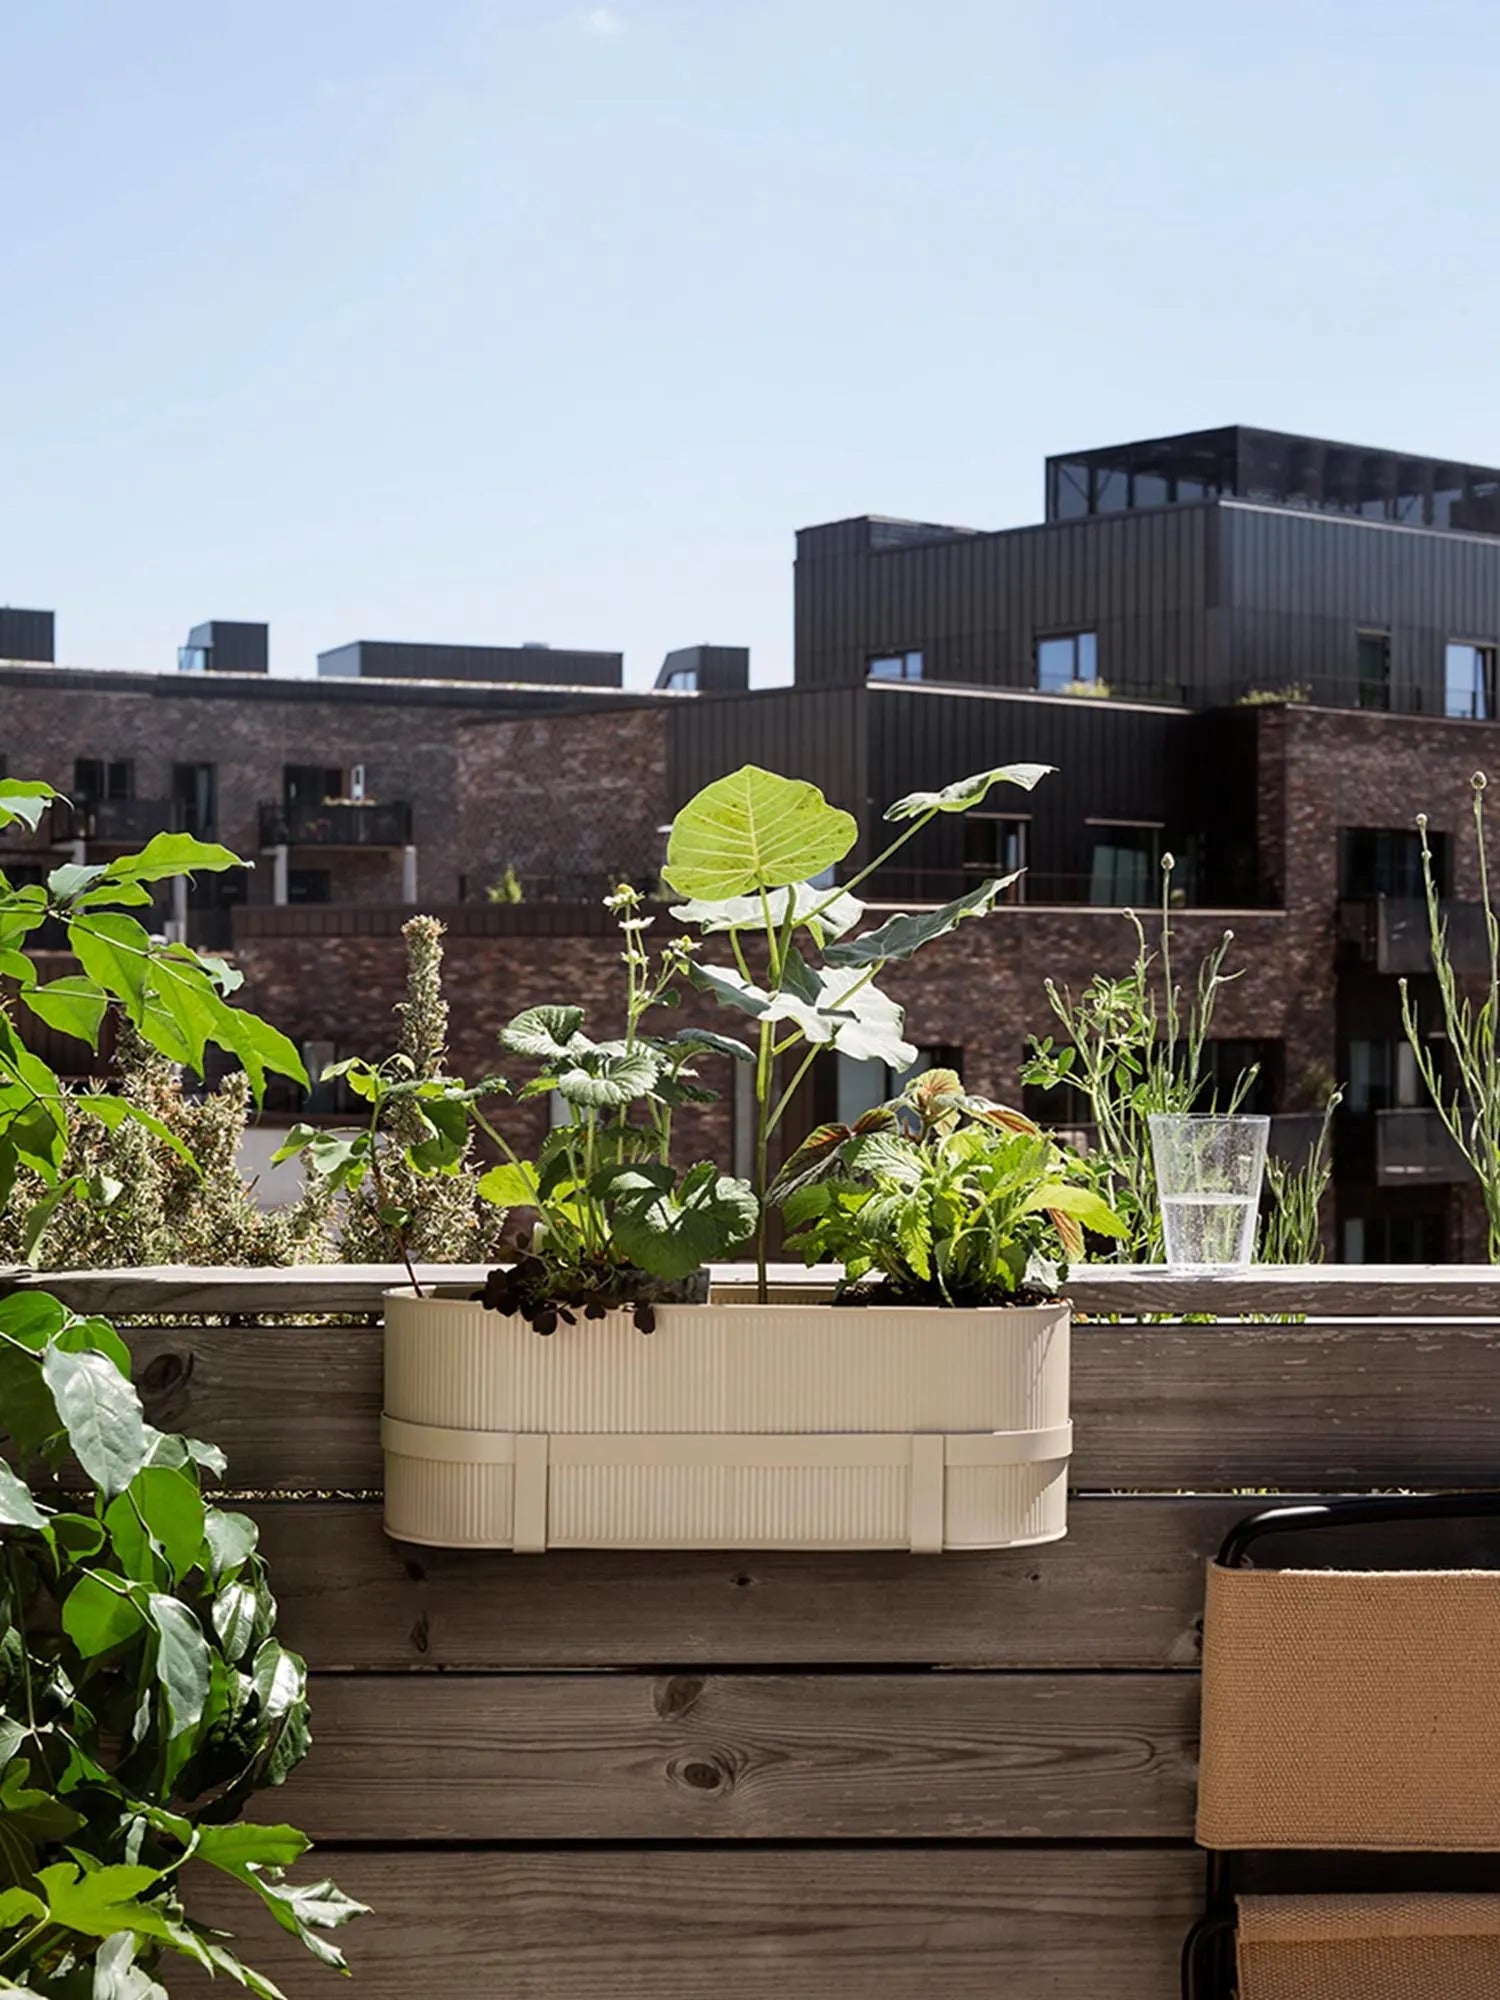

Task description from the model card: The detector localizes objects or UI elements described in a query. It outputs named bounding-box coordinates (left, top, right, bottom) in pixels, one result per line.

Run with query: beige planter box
left=381, top=1289, right=1071, bottom=1553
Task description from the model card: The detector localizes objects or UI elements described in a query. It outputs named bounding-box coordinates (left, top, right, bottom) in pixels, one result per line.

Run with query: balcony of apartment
left=45, top=797, right=187, bottom=848
left=258, top=799, right=413, bottom=850
left=1375, top=1107, right=1471, bottom=1186
left=1338, top=895, right=1490, bottom=976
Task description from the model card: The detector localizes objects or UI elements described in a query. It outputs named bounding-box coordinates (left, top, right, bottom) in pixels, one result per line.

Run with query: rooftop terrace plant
left=0, top=1289, right=365, bottom=1995
left=662, top=760, right=1055, bottom=1296
left=0, top=781, right=307, bottom=1261
left=773, top=1068, right=1124, bottom=1303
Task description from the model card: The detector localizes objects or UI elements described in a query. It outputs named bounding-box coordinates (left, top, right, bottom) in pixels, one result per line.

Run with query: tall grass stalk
left=1400, top=772, right=1500, bottom=1259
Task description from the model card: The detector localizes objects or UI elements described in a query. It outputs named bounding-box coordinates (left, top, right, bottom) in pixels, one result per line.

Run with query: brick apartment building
left=9, top=425, right=1500, bottom=1258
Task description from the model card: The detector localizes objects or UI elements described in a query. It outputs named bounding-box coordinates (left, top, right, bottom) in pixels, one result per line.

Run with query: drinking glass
left=1148, top=1114, right=1270, bottom=1270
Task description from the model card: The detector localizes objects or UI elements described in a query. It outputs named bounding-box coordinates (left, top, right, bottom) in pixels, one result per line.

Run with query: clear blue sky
left=4, top=0, right=1498, bottom=685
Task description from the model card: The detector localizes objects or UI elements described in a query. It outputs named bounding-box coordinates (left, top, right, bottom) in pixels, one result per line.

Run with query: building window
left=1202, top=1039, right=1278, bottom=1115
left=1343, top=1212, right=1446, bottom=1264
left=1345, top=1038, right=1421, bottom=1115
left=284, top=764, right=344, bottom=806
left=1356, top=631, right=1391, bottom=711
left=1445, top=641, right=1496, bottom=720
left=1037, top=630, right=1098, bottom=693
left=835, top=1045, right=962, bottom=1128
left=172, top=762, right=217, bottom=840
left=963, top=815, right=1027, bottom=899
left=869, top=650, right=923, bottom=682
left=1088, top=823, right=1161, bottom=905
left=1341, top=827, right=1445, bottom=900
left=73, top=759, right=133, bottom=803
left=664, top=668, right=698, bottom=691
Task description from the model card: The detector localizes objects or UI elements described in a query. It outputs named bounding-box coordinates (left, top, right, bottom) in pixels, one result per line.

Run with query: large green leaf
left=476, top=1159, right=542, bottom=1211
left=41, top=1343, right=152, bottom=1499
left=665, top=1027, right=757, bottom=1063
left=664, top=766, right=857, bottom=899
left=0, top=1460, right=46, bottom=1531
left=61, top=1572, right=146, bottom=1657
left=107, top=833, right=243, bottom=882
left=552, top=1040, right=660, bottom=1108
left=0, top=781, right=55, bottom=834
left=147, top=1593, right=212, bottom=1738
left=73, top=1093, right=199, bottom=1170
left=501, top=1006, right=586, bottom=1061
left=193, top=1822, right=310, bottom=1872
left=1020, top=1182, right=1128, bottom=1237
left=670, top=882, right=865, bottom=941
left=90, top=1931, right=170, bottom=2000
left=106, top=1468, right=206, bottom=1585
left=884, top=762, right=1056, bottom=822
left=202, top=1507, right=259, bottom=1582
left=603, top=1163, right=758, bottom=1279
left=19, top=977, right=109, bottom=1047
left=243, top=1874, right=368, bottom=1971
left=67, top=913, right=153, bottom=1022
left=764, top=964, right=918, bottom=1069
left=685, top=961, right=773, bottom=1019
left=822, top=874, right=1020, bottom=968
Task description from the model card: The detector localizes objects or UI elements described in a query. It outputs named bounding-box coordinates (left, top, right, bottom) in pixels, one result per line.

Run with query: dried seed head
left=1416, top=812, right=1429, bottom=830
left=1474, top=772, right=1489, bottom=794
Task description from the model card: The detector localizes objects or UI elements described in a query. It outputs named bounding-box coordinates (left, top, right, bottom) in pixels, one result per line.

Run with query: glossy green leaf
left=242, top=1874, right=369, bottom=1970
left=476, top=1159, right=542, bottom=1211
left=664, top=765, right=857, bottom=899
left=0, top=1461, right=47, bottom=1531
left=41, top=1342, right=151, bottom=1498
left=553, top=1040, right=661, bottom=1107
left=147, top=1594, right=211, bottom=1738
left=884, top=762, right=1056, bottom=822
left=202, top=1508, right=259, bottom=1581
left=602, top=1162, right=758, bottom=1279
left=0, top=781, right=55, bottom=834
left=821, top=874, right=1021, bottom=968
left=46, top=861, right=110, bottom=903
left=211, top=1580, right=259, bottom=1661
left=193, top=1822, right=310, bottom=1871
left=62, top=1572, right=146, bottom=1657
left=665, top=1027, right=757, bottom=1063
left=107, top=833, right=243, bottom=882
left=500, top=1005, right=586, bottom=1061
left=67, top=913, right=153, bottom=1022
left=106, top=1468, right=206, bottom=1585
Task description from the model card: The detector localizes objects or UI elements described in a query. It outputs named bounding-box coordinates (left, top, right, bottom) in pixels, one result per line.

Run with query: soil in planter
left=476, top=1246, right=711, bottom=1335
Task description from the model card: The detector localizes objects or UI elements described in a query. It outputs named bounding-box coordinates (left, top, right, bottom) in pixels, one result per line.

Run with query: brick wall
left=233, top=901, right=1294, bottom=1167
left=455, top=706, right=669, bottom=900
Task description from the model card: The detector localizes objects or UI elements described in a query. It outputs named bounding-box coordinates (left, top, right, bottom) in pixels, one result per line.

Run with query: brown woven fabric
left=1197, top=1563, right=1500, bottom=1850
left=1237, top=1893, right=1500, bottom=1999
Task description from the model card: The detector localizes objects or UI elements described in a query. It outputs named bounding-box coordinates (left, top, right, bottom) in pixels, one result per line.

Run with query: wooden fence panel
left=11, top=1266, right=1500, bottom=1996
left=272, top=1671, right=1199, bottom=1841
left=187, top=1847, right=1201, bottom=2000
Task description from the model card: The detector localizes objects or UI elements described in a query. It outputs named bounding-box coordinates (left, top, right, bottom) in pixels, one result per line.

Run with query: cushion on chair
left=1237, top=1892, right=1500, bottom=1999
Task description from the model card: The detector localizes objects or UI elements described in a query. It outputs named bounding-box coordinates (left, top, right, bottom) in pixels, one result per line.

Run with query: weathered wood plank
left=116, top=1319, right=1500, bottom=1493
left=259, top=1498, right=1500, bottom=1672
left=18, top=1260, right=1500, bottom=1318
left=255, top=1497, right=1224, bottom=1670
left=186, top=1846, right=1200, bottom=2000
left=274, top=1670, right=1198, bottom=1840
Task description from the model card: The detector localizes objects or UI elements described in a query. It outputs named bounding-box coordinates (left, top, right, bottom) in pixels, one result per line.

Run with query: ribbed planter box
left=381, top=1289, right=1071, bottom=1553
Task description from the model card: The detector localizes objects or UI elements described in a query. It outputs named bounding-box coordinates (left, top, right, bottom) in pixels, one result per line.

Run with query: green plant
left=772, top=1068, right=1123, bottom=1302
left=474, top=885, right=757, bottom=1331
left=1058, top=677, right=1111, bottom=699
left=1401, top=774, right=1500, bottom=1257
left=332, top=917, right=503, bottom=1268
left=1235, top=683, right=1310, bottom=706
left=0, top=1289, right=365, bottom=1994
left=484, top=866, right=524, bottom=905
left=1022, top=855, right=1251, bottom=1261
left=0, top=782, right=306, bottom=1259
left=1258, top=1087, right=1342, bottom=1265
left=663, top=760, right=1054, bottom=1297
left=0, top=1026, right=332, bottom=1271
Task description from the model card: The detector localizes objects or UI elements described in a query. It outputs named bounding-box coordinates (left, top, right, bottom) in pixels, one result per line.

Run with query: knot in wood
left=654, top=1674, right=706, bottom=1721
left=140, top=1350, right=190, bottom=1396
left=668, top=1751, right=734, bottom=1794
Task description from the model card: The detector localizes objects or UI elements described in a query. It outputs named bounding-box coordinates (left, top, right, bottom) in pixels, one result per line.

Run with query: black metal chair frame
left=1181, top=1491, right=1500, bottom=2000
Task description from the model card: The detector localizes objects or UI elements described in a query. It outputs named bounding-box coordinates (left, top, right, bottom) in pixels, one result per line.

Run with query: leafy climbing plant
left=0, top=1289, right=365, bottom=1995
left=663, top=761, right=1055, bottom=1296
left=0, top=781, right=306, bottom=1259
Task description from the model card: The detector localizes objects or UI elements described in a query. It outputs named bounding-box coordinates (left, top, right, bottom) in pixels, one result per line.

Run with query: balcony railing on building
left=46, top=798, right=188, bottom=847
left=258, top=799, right=413, bottom=849
left=1339, top=895, right=1490, bottom=976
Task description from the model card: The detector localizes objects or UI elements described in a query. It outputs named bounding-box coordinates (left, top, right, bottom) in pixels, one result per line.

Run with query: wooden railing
left=9, top=1262, right=1500, bottom=2000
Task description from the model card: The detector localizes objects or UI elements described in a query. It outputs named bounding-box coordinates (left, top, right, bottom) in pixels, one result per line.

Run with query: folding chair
left=1183, top=1492, right=1500, bottom=1999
